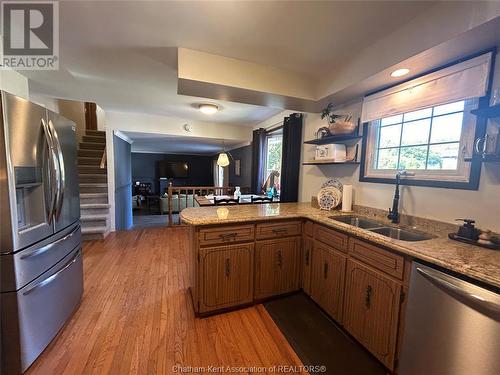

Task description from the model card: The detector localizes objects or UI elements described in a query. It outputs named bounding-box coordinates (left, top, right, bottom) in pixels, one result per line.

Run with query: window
left=360, top=52, right=493, bottom=190
left=375, top=100, right=471, bottom=170
left=363, top=99, right=478, bottom=186
left=213, top=162, right=227, bottom=187
left=262, top=131, right=282, bottom=194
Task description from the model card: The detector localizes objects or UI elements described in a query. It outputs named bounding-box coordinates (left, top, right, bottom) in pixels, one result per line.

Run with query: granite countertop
left=180, top=202, right=500, bottom=289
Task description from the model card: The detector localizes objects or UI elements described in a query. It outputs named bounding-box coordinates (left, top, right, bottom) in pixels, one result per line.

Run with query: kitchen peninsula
left=181, top=202, right=500, bottom=371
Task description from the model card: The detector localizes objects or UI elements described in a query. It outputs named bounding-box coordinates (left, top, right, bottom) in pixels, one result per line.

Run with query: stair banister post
left=168, top=182, right=173, bottom=226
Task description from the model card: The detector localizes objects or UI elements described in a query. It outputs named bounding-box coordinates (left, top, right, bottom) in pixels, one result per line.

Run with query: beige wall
left=58, top=100, right=86, bottom=143
left=0, top=69, right=29, bottom=99
left=105, top=110, right=254, bottom=231
left=296, top=50, right=500, bottom=233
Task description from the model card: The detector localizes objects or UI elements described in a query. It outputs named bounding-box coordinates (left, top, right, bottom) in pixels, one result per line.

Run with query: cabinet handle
left=305, top=249, right=310, bottom=266
left=272, top=228, right=288, bottom=234
left=365, top=285, right=373, bottom=309
left=277, top=250, right=282, bottom=267
left=225, top=258, right=230, bottom=276
left=219, top=232, right=237, bottom=240
left=323, top=262, right=328, bottom=279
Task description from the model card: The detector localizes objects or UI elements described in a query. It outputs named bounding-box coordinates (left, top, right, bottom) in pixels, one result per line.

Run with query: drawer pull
left=323, top=262, right=328, bottom=279
left=272, top=228, right=288, bottom=234
left=225, top=258, right=230, bottom=276
left=365, top=285, right=373, bottom=309
left=219, top=232, right=238, bottom=240
left=277, top=250, right=283, bottom=267
left=23, top=249, right=81, bottom=296
left=21, top=225, right=79, bottom=259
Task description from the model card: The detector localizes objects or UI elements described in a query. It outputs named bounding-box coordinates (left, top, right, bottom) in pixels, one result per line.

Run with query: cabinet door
left=199, top=243, right=254, bottom=313
left=254, top=237, right=301, bottom=299
left=344, top=259, right=401, bottom=369
left=310, top=241, right=346, bottom=322
left=301, top=237, right=313, bottom=295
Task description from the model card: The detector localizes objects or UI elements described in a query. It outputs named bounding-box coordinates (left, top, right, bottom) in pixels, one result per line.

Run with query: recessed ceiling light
left=391, top=68, right=410, bottom=78
left=199, top=104, right=219, bottom=114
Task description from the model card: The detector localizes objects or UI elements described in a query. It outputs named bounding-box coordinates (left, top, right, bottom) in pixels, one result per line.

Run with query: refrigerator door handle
left=48, top=119, right=65, bottom=220
left=20, top=225, right=80, bottom=259
left=41, top=118, right=58, bottom=223
left=22, top=249, right=81, bottom=296
left=417, top=267, right=500, bottom=317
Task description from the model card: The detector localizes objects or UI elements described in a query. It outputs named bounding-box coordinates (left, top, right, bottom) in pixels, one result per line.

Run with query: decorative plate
left=317, top=187, right=343, bottom=210
left=317, top=190, right=335, bottom=210
left=322, top=178, right=343, bottom=192
left=323, top=187, right=342, bottom=208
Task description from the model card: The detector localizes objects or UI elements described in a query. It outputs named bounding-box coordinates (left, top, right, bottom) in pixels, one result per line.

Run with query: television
left=158, top=161, right=190, bottom=179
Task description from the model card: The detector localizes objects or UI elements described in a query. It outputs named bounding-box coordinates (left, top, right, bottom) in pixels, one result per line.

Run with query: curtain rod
left=263, top=121, right=283, bottom=132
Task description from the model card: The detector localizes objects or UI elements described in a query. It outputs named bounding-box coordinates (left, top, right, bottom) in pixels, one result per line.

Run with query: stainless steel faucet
left=388, top=170, right=412, bottom=224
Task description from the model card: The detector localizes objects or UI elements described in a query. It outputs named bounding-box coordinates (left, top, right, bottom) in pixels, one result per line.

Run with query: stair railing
left=100, top=146, right=107, bottom=169
left=166, top=183, right=250, bottom=226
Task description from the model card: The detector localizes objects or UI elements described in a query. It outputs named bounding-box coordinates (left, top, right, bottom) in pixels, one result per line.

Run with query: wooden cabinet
left=349, top=238, right=404, bottom=279
left=301, top=236, right=313, bottom=295
left=344, top=258, right=401, bottom=370
left=254, top=237, right=301, bottom=299
left=314, top=225, right=348, bottom=253
left=310, top=241, right=347, bottom=322
left=256, top=221, right=302, bottom=240
left=303, top=220, right=314, bottom=237
left=199, top=225, right=255, bottom=246
left=198, top=243, right=254, bottom=313
left=191, top=221, right=410, bottom=371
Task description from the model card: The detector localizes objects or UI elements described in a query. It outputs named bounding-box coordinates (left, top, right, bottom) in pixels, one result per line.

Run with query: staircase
left=78, top=130, right=111, bottom=240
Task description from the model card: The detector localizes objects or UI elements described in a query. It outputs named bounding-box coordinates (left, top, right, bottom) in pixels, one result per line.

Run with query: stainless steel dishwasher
left=399, top=262, right=500, bottom=375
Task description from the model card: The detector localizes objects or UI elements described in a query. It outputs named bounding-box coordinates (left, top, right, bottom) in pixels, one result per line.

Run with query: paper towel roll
left=342, top=185, right=353, bottom=212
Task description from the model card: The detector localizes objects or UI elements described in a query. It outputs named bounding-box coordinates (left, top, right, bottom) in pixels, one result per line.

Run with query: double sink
left=330, top=215, right=434, bottom=242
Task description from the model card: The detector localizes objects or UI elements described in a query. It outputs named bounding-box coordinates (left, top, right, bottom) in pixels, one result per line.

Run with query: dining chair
left=214, top=197, right=240, bottom=205
left=250, top=196, right=273, bottom=203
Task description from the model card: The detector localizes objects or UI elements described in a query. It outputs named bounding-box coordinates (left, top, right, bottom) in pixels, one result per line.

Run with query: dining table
left=194, top=194, right=278, bottom=207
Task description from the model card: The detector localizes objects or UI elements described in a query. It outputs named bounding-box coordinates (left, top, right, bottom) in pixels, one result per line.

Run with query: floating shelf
left=464, top=155, right=500, bottom=163
left=304, top=134, right=362, bottom=145
left=302, top=160, right=360, bottom=166
left=470, top=104, right=500, bottom=119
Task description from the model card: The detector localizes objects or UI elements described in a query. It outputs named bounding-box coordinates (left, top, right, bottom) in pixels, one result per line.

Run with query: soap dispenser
left=455, top=219, right=481, bottom=241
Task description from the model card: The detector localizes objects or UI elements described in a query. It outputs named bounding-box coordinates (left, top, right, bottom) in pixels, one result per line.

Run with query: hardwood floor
left=27, top=227, right=306, bottom=375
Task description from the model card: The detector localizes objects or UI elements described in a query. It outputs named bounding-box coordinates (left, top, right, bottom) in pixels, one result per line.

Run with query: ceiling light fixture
left=217, top=152, right=230, bottom=167
left=199, top=103, right=219, bottom=115
left=391, top=68, right=410, bottom=78
left=217, top=139, right=231, bottom=167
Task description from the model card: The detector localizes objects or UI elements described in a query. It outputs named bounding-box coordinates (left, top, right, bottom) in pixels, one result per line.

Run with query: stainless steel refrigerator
left=0, top=92, right=83, bottom=374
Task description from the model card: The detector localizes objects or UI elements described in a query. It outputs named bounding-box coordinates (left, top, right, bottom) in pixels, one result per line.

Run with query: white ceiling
left=24, top=0, right=433, bottom=125
left=123, top=131, right=247, bottom=155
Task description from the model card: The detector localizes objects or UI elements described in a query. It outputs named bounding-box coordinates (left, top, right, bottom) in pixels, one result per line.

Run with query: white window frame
left=363, top=99, right=478, bottom=183
left=262, top=132, right=283, bottom=183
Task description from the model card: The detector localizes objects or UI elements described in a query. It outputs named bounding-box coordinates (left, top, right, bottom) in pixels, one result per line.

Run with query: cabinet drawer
left=198, top=225, right=254, bottom=246
left=256, top=221, right=301, bottom=240
left=304, top=221, right=314, bottom=237
left=349, top=238, right=404, bottom=279
left=314, top=225, right=348, bottom=253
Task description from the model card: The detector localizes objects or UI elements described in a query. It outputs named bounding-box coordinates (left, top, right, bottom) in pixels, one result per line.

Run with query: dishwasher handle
left=416, top=266, right=500, bottom=320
